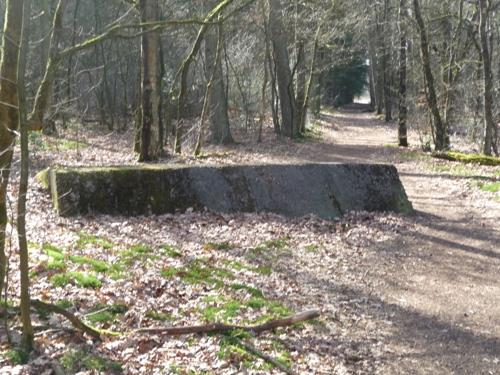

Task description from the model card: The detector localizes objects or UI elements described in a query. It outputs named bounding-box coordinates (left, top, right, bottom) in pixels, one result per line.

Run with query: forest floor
left=1, top=107, right=499, bottom=374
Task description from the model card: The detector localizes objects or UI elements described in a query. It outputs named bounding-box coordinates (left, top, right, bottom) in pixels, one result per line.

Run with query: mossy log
left=432, top=151, right=500, bottom=166
left=41, top=163, right=413, bottom=218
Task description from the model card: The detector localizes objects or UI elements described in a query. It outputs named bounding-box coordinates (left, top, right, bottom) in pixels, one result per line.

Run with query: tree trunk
left=173, top=0, right=234, bottom=154
left=413, top=0, right=448, bottom=151
left=28, top=0, right=66, bottom=135
left=300, top=25, right=321, bottom=133
left=268, top=0, right=299, bottom=138
left=0, top=0, right=24, bottom=307
left=195, top=19, right=225, bottom=156
left=479, top=0, right=497, bottom=155
left=138, top=0, right=161, bottom=161
left=205, top=0, right=233, bottom=144
left=17, top=0, right=34, bottom=351
left=382, top=0, right=392, bottom=122
left=398, top=0, right=408, bottom=147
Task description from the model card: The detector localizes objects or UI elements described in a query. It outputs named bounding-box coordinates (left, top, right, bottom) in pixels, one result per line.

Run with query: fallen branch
left=134, top=309, right=320, bottom=336
left=31, top=299, right=101, bottom=340
left=238, top=339, right=296, bottom=375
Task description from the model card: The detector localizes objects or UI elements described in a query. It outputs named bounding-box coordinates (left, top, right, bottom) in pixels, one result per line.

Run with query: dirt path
left=313, top=108, right=500, bottom=374
left=3, top=107, right=499, bottom=374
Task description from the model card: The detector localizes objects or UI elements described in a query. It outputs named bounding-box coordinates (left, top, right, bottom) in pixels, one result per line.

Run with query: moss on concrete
left=46, top=163, right=413, bottom=218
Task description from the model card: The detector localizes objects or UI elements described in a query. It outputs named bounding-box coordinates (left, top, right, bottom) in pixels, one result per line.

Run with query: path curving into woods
left=313, top=106, right=500, bottom=374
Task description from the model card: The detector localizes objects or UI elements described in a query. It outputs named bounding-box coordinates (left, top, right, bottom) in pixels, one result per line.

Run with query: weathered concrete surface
left=44, top=163, right=413, bottom=218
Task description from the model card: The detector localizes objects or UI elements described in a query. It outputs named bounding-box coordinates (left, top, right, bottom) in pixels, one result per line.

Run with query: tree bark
left=300, top=25, right=321, bottom=133
left=479, top=0, right=497, bottom=155
left=268, top=0, right=299, bottom=138
left=295, top=40, right=307, bottom=134
left=28, top=0, right=66, bottom=135
left=382, top=0, right=392, bottom=122
left=0, top=0, right=24, bottom=301
left=17, top=0, right=34, bottom=351
left=195, top=19, right=225, bottom=156
left=398, top=0, right=408, bottom=147
left=173, top=0, right=234, bottom=153
left=205, top=0, right=233, bottom=144
left=413, top=0, right=448, bottom=151
left=138, top=0, right=161, bottom=161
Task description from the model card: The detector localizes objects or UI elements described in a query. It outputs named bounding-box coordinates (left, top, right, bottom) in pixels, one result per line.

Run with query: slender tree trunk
left=205, top=0, right=233, bottom=144
left=368, top=61, right=376, bottom=110
left=382, top=0, right=392, bottom=121
left=295, top=40, right=307, bottom=134
left=479, top=0, right=497, bottom=155
left=195, top=19, right=225, bottom=156
left=173, top=0, right=234, bottom=153
left=268, top=0, right=299, bottom=138
left=28, top=0, right=66, bottom=135
left=300, top=25, right=321, bottom=133
left=398, top=0, right=408, bottom=147
left=0, top=0, right=25, bottom=308
left=17, top=0, right=34, bottom=351
left=261, top=0, right=280, bottom=133
left=66, top=0, right=80, bottom=103
left=138, top=0, right=161, bottom=161
left=372, top=7, right=384, bottom=115
left=413, top=0, right=448, bottom=151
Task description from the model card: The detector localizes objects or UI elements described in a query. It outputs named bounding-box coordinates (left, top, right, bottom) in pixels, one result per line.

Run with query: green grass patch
left=246, top=298, right=291, bottom=318
left=201, top=293, right=290, bottom=324
left=258, top=237, right=290, bottom=251
left=218, top=333, right=292, bottom=371
left=477, top=181, right=500, bottom=193
left=76, top=232, right=113, bottom=250
left=296, top=123, right=322, bottom=142
left=218, top=332, right=253, bottom=366
left=119, top=244, right=155, bottom=265
left=0, top=299, right=16, bottom=310
left=161, top=245, right=182, bottom=258
left=58, top=139, right=84, bottom=151
left=28, top=133, right=88, bottom=152
left=223, top=260, right=272, bottom=276
left=162, top=259, right=233, bottom=287
left=60, top=348, right=122, bottom=374
left=250, top=237, right=290, bottom=258
left=41, top=241, right=114, bottom=272
left=430, top=163, right=477, bottom=176
left=5, top=348, right=30, bottom=365
left=50, top=272, right=101, bottom=289
left=85, top=303, right=128, bottom=324
left=383, top=143, right=399, bottom=149
left=42, top=243, right=65, bottom=260
left=56, top=299, right=75, bottom=309
left=203, top=242, right=233, bottom=251
left=230, top=283, right=264, bottom=298
left=47, top=258, right=66, bottom=271
left=306, top=244, right=319, bottom=252
left=203, top=299, right=243, bottom=322
left=69, top=255, right=110, bottom=273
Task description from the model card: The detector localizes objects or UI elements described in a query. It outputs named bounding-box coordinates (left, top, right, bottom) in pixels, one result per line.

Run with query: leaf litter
left=1, top=113, right=499, bottom=374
